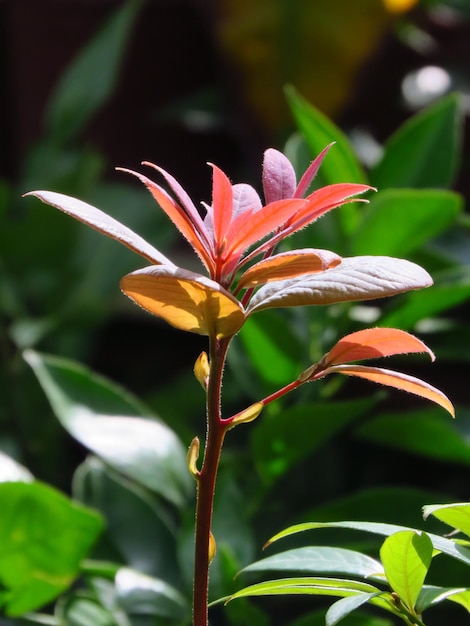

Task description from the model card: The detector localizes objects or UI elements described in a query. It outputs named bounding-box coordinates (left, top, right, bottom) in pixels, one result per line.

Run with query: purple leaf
left=262, top=149, right=297, bottom=203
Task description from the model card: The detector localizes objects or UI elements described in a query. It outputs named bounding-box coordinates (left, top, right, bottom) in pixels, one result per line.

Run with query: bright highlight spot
left=402, top=65, right=451, bottom=108
left=384, top=0, right=418, bottom=13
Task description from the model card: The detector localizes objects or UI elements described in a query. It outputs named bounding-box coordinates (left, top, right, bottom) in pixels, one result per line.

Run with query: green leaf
left=288, top=607, right=394, bottom=626
left=265, top=520, right=470, bottom=568
left=371, top=94, right=463, bottom=189
left=228, top=577, right=380, bottom=602
left=423, top=503, right=470, bottom=538
left=447, top=589, right=470, bottom=612
left=73, top=457, right=180, bottom=584
left=380, top=531, right=433, bottom=612
left=239, top=547, right=384, bottom=580
left=326, top=592, right=383, bottom=626
left=115, top=567, right=189, bottom=621
left=238, top=310, right=304, bottom=385
left=23, top=350, right=193, bottom=507
left=57, top=596, right=121, bottom=626
left=285, top=86, right=366, bottom=185
left=0, top=481, right=102, bottom=616
left=380, top=269, right=470, bottom=329
left=0, top=451, right=33, bottom=483
left=285, top=86, right=366, bottom=236
left=354, top=408, right=470, bottom=465
left=351, top=190, right=462, bottom=257
left=45, top=0, right=144, bottom=143
left=416, top=585, right=469, bottom=613
left=250, top=398, right=377, bottom=486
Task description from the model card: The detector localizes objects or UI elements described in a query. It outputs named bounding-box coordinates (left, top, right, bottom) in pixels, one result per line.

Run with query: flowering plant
left=27, top=145, right=453, bottom=626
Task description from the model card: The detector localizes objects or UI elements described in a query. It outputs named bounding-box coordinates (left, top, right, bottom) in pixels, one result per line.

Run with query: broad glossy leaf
left=45, top=0, right=143, bottom=143
left=285, top=86, right=367, bottom=185
left=237, top=248, right=341, bottom=289
left=324, top=328, right=434, bottom=367
left=326, top=592, right=384, bottom=626
left=24, top=350, right=192, bottom=507
left=115, top=567, right=189, bottom=621
left=74, top=457, right=179, bottom=582
left=26, top=190, right=172, bottom=266
left=448, top=589, right=470, bottom=612
left=352, top=189, right=462, bottom=256
left=248, top=256, right=432, bottom=314
left=371, top=94, right=462, bottom=189
left=121, top=265, right=245, bottom=338
left=229, top=577, right=380, bottom=602
left=380, top=531, right=433, bottom=611
left=356, top=409, right=469, bottom=464
left=266, top=520, right=470, bottom=568
left=316, top=364, right=454, bottom=417
left=58, top=596, right=120, bottom=626
left=239, top=547, right=384, bottom=580
left=423, top=503, right=470, bottom=538
left=0, top=481, right=102, bottom=616
left=0, top=451, right=33, bottom=483
left=416, top=585, right=469, bottom=613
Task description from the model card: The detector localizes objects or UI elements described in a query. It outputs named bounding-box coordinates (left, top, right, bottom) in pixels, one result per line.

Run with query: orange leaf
left=237, top=249, right=341, bottom=289
left=210, top=164, right=234, bottom=250
left=324, top=328, right=435, bottom=367
left=121, top=266, right=245, bottom=338
left=117, top=168, right=214, bottom=272
left=316, top=364, right=454, bottom=417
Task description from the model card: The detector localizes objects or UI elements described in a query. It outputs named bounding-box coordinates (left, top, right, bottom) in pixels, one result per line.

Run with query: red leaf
left=315, top=364, right=454, bottom=417
left=324, top=328, right=435, bottom=367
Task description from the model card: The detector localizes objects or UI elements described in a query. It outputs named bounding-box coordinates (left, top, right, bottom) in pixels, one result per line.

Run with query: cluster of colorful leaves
left=27, top=146, right=453, bottom=415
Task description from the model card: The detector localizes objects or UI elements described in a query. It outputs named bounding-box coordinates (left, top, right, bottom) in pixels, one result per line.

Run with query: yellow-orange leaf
left=121, top=266, right=245, bottom=338
left=237, top=249, right=341, bottom=289
left=324, top=328, right=434, bottom=367
left=316, top=364, right=454, bottom=417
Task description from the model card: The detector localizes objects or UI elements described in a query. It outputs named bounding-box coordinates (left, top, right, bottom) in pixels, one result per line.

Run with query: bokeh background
left=1, top=1, right=470, bottom=624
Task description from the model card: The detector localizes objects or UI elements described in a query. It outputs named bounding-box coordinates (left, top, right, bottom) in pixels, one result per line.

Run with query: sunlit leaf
left=0, top=451, right=33, bottom=483
left=324, top=328, right=434, bottom=367
left=228, top=577, right=380, bottom=602
left=423, top=503, right=470, bottom=538
left=314, top=364, right=454, bottom=417
left=115, top=567, right=189, bottom=621
left=23, top=350, right=192, bottom=507
left=121, top=266, right=245, bottom=338
left=380, top=531, right=433, bottom=611
left=448, top=589, right=470, bottom=612
left=326, top=592, right=384, bottom=626
left=248, top=256, right=432, bottom=313
left=0, top=482, right=102, bottom=616
left=263, top=148, right=297, bottom=203
left=416, top=585, right=469, bottom=613
left=265, top=520, right=470, bottom=568
left=239, top=547, right=384, bottom=580
left=237, top=249, right=341, bottom=289
left=25, top=190, right=172, bottom=266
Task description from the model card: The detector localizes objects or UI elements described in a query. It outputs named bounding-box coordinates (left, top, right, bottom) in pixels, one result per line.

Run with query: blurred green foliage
left=1, top=0, right=470, bottom=624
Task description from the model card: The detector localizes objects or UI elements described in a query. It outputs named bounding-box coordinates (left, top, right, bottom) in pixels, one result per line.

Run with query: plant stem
left=192, top=336, right=230, bottom=626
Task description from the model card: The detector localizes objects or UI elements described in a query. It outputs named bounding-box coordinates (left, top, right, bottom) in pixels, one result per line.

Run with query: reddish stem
left=192, top=336, right=230, bottom=626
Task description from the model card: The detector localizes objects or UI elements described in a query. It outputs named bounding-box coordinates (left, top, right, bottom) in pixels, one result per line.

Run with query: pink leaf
left=314, top=364, right=454, bottom=417
left=294, top=143, right=334, bottom=198
left=24, top=190, right=174, bottom=267
left=324, top=328, right=435, bottom=367
left=262, top=148, right=297, bottom=203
